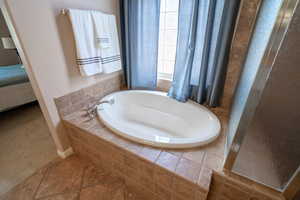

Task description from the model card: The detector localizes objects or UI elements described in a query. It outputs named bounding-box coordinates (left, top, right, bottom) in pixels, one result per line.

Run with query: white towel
left=68, top=9, right=103, bottom=76
left=92, top=12, right=111, bottom=49
left=91, top=11, right=122, bottom=74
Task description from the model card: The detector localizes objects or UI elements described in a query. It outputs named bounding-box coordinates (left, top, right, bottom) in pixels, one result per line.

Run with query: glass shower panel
left=232, top=0, right=300, bottom=191
left=225, top=0, right=283, bottom=157
left=233, top=52, right=300, bottom=190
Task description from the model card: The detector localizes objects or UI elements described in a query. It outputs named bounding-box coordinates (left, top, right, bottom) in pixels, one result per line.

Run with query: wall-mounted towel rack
left=61, top=8, right=109, bottom=16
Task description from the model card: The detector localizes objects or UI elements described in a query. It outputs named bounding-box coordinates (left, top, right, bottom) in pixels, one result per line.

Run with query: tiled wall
left=207, top=171, right=284, bottom=200
left=54, top=71, right=124, bottom=117
left=221, top=0, right=262, bottom=110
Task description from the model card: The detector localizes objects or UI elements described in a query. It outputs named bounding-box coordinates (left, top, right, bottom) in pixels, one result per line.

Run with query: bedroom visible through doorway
left=0, top=8, right=57, bottom=196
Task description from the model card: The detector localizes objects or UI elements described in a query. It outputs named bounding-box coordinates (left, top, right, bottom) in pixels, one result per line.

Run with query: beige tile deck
left=62, top=106, right=227, bottom=190
left=60, top=106, right=229, bottom=200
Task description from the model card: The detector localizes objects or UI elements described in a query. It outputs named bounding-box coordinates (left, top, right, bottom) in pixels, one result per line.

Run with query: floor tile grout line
left=78, top=163, right=127, bottom=199
left=199, top=153, right=208, bottom=176
left=153, top=150, right=162, bottom=163
left=34, top=179, right=83, bottom=199
left=197, top=153, right=210, bottom=187
left=77, top=164, right=88, bottom=200
left=173, top=153, right=182, bottom=174
left=32, top=162, right=55, bottom=200
left=79, top=174, right=110, bottom=190
left=201, top=152, right=208, bottom=170
left=33, top=157, right=81, bottom=200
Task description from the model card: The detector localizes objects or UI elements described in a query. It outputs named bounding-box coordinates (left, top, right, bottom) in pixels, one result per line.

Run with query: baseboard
left=57, top=147, right=74, bottom=159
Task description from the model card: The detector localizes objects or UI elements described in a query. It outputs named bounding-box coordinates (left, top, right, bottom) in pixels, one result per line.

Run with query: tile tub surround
left=63, top=109, right=228, bottom=200
left=54, top=71, right=124, bottom=118
left=208, top=170, right=285, bottom=200
left=222, top=0, right=262, bottom=109
left=62, top=107, right=284, bottom=200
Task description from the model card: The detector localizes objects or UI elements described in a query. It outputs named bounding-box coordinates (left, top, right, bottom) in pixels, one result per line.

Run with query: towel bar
left=61, top=9, right=108, bottom=15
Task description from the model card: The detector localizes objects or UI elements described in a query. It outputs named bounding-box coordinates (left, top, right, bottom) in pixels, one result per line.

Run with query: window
left=157, top=0, right=179, bottom=80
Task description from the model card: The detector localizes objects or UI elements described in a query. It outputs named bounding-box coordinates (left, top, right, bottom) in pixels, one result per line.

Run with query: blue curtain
left=168, top=0, right=240, bottom=106
left=120, top=0, right=160, bottom=89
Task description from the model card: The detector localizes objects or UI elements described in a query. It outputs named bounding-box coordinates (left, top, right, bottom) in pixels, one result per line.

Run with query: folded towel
left=68, top=9, right=103, bottom=76
left=92, top=12, right=111, bottom=49
left=91, top=11, right=122, bottom=74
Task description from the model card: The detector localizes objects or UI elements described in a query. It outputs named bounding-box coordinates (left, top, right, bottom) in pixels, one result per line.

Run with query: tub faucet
left=98, top=99, right=115, bottom=106
left=85, top=99, right=114, bottom=119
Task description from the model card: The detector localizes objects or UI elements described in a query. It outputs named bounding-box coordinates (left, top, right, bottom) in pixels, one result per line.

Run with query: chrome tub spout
left=85, top=98, right=114, bottom=119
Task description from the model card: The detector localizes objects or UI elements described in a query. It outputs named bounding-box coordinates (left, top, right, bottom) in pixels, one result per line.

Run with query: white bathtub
left=97, top=90, right=221, bottom=148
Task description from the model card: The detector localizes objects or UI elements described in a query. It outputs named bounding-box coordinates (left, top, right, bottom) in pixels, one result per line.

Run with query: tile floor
left=0, top=156, right=135, bottom=200
left=0, top=103, right=58, bottom=195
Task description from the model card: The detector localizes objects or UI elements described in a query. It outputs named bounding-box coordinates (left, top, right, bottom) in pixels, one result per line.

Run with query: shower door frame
left=223, top=0, right=300, bottom=198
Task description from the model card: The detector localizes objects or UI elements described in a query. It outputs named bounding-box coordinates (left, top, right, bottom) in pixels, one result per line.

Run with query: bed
left=0, top=64, right=36, bottom=111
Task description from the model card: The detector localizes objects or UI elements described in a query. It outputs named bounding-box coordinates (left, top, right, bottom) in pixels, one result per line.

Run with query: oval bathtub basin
left=97, top=90, right=221, bottom=148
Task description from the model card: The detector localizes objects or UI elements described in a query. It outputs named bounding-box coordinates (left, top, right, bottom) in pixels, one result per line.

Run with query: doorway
left=0, top=7, right=57, bottom=195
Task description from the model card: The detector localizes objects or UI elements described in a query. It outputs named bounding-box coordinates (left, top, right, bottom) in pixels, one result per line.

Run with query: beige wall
left=0, top=10, right=19, bottom=66
left=4, top=0, right=121, bottom=152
